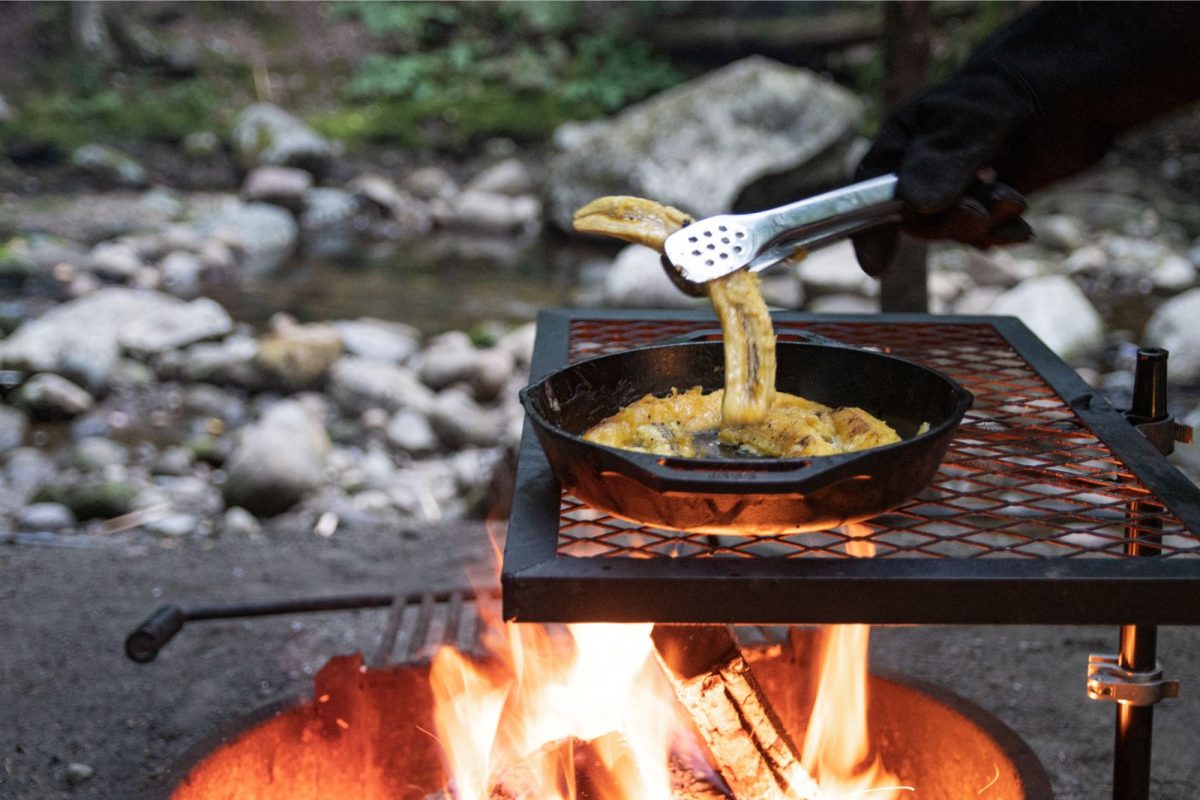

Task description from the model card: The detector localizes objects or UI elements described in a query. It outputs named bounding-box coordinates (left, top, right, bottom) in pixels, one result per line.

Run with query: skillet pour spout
left=519, top=340, right=972, bottom=535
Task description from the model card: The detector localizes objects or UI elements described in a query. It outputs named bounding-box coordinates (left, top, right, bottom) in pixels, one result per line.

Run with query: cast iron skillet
left=520, top=334, right=973, bottom=534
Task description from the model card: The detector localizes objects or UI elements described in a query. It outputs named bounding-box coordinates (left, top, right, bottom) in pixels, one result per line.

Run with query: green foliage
left=328, top=0, right=688, bottom=149
left=2, top=78, right=231, bottom=154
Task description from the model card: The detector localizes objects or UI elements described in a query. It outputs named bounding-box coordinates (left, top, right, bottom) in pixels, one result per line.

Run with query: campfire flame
left=430, top=523, right=906, bottom=799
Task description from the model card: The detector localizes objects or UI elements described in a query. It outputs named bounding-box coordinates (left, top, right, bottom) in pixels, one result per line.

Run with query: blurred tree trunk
left=70, top=1, right=118, bottom=64
left=879, top=2, right=932, bottom=313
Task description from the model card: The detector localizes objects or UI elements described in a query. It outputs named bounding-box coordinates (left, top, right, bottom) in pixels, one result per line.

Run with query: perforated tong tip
left=662, top=174, right=904, bottom=289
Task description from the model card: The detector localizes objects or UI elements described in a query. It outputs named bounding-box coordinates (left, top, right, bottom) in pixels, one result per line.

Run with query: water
left=209, top=231, right=614, bottom=335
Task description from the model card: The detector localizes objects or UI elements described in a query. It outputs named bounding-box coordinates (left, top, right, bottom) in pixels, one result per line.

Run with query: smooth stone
left=795, top=240, right=878, bottom=296
left=328, top=357, right=436, bottom=416
left=65, top=763, right=96, bottom=786
left=193, top=198, right=299, bottom=275
left=145, top=512, right=198, bottom=538
left=433, top=190, right=541, bottom=235
left=345, top=173, right=408, bottom=212
left=805, top=293, right=878, bottom=314
left=12, top=374, right=94, bottom=420
left=180, top=335, right=266, bottom=390
left=33, top=478, right=140, bottom=520
left=4, top=448, right=57, bottom=499
left=429, top=388, right=504, bottom=448
left=300, top=187, right=361, bottom=231
left=496, top=322, right=536, bottom=367
left=154, top=446, right=194, bottom=476
left=386, top=408, right=439, bottom=455
left=73, top=437, right=128, bottom=470
left=1144, top=288, right=1200, bottom=383
left=1150, top=254, right=1196, bottom=290
left=548, top=56, right=862, bottom=230
left=403, top=166, right=459, bottom=201
left=17, top=502, right=77, bottom=531
left=0, top=405, right=28, bottom=453
left=222, top=399, right=331, bottom=516
left=231, top=102, right=333, bottom=176
left=219, top=506, right=262, bottom=538
left=988, top=275, right=1104, bottom=360
left=601, top=244, right=704, bottom=310
left=71, top=144, right=147, bottom=187
left=334, top=318, right=420, bottom=364
left=181, top=130, right=222, bottom=159
left=1031, top=214, right=1086, bottom=252
left=241, top=165, right=313, bottom=211
left=255, top=320, right=343, bottom=391
left=86, top=242, right=144, bottom=283
left=465, top=158, right=534, bottom=196
left=0, top=288, right=233, bottom=391
left=158, top=251, right=206, bottom=299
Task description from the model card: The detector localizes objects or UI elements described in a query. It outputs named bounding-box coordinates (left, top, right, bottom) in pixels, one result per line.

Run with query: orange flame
left=431, top=522, right=908, bottom=799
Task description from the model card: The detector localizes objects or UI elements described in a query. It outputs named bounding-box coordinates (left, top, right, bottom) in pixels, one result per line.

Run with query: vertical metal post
left=1113, top=348, right=1168, bottom=800
left=878, top=2, right=932, bottom=313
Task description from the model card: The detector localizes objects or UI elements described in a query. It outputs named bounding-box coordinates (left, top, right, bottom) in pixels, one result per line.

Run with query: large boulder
left=222, top=399, right=331, bottom=516
left=988, top=275, right=1104, bottom=360
left=0, top=288, right=232, bottom=391
left=231, top=103, right=334, bottom=177
left=1145, top=288, right=1200, bottom=383
left=548, top=56, right=862, bottom=231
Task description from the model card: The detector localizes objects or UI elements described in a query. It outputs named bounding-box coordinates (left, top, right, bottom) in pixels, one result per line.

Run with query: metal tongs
left=662, top=173, right=904, bottom=294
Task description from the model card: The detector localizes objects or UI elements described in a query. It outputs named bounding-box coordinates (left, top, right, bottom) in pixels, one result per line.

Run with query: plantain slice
left=707, top=269, right=776, bottom=425
left=573, top=195, right=776, bottom=426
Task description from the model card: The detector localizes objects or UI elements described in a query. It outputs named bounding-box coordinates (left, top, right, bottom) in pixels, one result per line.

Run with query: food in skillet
left=572, top=196, right=900, bottom=458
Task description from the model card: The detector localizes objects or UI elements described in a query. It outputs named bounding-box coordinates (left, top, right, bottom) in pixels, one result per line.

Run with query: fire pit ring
left=157, top=650, right=1054, bottom=800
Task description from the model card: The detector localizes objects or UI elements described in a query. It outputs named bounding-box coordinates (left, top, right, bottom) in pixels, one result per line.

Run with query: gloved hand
left=854, top=2, right=1200, bottom=277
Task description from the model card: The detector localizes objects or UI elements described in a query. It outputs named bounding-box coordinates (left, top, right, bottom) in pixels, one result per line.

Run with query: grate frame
left=502, top=310, right=1200, bottom=625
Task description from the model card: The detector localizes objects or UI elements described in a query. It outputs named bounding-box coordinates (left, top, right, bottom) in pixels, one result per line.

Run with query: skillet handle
left=615, top=450, right=869, bottom=495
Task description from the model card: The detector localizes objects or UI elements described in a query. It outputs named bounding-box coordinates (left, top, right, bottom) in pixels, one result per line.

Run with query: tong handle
left=742, top=173, right=901, bottom=244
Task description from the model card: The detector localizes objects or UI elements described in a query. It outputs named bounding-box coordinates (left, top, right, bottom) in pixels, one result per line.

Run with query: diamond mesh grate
left=556, top=318, right=1200, bottom=561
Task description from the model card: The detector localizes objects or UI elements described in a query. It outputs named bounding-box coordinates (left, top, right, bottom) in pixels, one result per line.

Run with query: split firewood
left=651, top=624, right=820, bottom=800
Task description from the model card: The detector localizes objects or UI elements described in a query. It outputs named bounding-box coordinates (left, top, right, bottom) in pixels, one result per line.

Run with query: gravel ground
left=2, top=522, right=1198, bottom=800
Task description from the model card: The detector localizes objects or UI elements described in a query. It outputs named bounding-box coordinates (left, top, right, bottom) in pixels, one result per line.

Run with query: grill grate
left=503, top=311, right=1200, bottom=625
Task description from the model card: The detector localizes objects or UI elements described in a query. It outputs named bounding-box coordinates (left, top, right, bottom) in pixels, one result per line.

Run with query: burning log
left=651, top=625, right=820, bottom=800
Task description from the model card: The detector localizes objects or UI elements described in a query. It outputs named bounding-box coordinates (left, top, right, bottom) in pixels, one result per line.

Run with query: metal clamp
left=1087, top=653, right=1180, bottom=706
left=1126, top=413, right=1193, bottom=457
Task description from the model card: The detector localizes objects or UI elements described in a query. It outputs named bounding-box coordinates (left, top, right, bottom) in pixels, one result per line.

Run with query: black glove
left=854, top=1, right=1200, bottom=277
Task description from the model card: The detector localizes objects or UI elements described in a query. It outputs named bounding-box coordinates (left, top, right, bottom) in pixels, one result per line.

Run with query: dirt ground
left=2, top=520, right=1198, bottom=800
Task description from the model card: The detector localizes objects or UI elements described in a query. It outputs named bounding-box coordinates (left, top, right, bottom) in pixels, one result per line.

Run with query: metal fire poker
left=1087, top=348, right=1189, bottom=800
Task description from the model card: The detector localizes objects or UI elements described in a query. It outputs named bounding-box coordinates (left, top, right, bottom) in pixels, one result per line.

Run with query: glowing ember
left=430, top=524, right=909, bottom=799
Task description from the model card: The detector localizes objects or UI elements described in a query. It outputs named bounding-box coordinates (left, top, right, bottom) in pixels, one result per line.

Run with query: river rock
left=1149, top=254, right=1197, bottom=290
left=345, top=174, right=408, bottom=213
left=806, top=293, right=878, bottom=314
left=222, top=399, right=331, bottom=516
left=86, top=242, right=144, bottom=283
left=0, top=288, right=233, bottom=390
left=548, top=56, right=862, bottom=231
left=231, top=103, right=333, bottom=176
left=497, top=322, right=536, bottom=367
left=194, top=198, right=299, bottom=275
left=198, top=239, right=237, bottom=275
left=241, top=165, right=313, bottom=211
left=182, top=130, right=222, bottom=159
left=429, top=387, right=504, bottom=448
left=17, top=502, right=76, bottom=532
left=795, top=240, right=878, bottom=296
left=328, top=356, right=435, bottom=416
left=404, top=166, right=458, bottom=201
left=180, top=335, right=265, bottom=389
left=255, top=319, right=343, bottom=391
left=1144, top=288, right=1200, bottom=383
left=0, top=406, right=27, bottom=453
left=988, top=275, right=1104, bottom=359
left=385, top=408, right=439, bottom=455
left=145, top=512, right=199, bottom=538
left=602, top=244, right=702, bottom=310
left=158, top=250, right=206, bottom=299
left=300, top=188, right=361, bottom=235
left=465, top=158, right=535, bottom=196
left=4, top=448, right=56, bottom=500
left=1030, top=214, right=1086, bottom=253
left=433, top=190, right=541, bottom=235
left=218, top=506, right=262, bottom=538
left=11, top=374, right=94, bottom=419
left=73, top=437, right=128, bottom=470
left=71, top=144, right=148, bottom=187
left=334, top=318, right=420, bottom=364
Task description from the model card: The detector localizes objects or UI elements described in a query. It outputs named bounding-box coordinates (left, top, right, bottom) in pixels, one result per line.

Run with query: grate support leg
left=1112, top=620, right=1157, bottom=800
